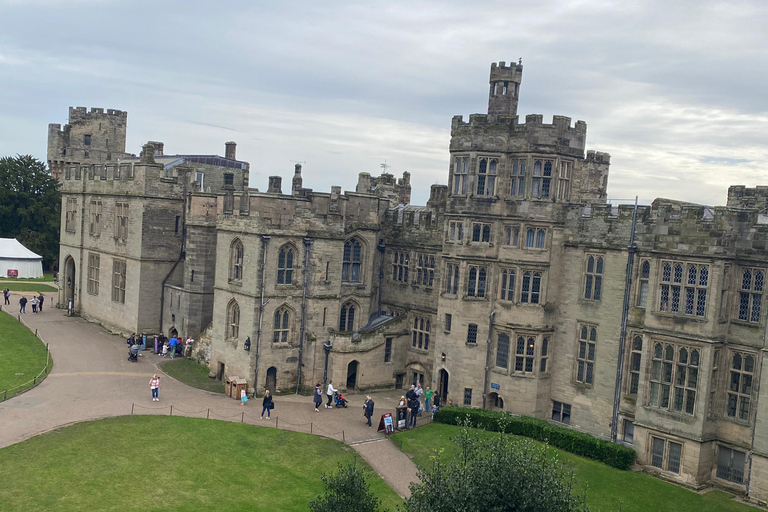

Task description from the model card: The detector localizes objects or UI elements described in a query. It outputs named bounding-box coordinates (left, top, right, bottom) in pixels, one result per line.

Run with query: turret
left=487, top=60, right=523, bottom=122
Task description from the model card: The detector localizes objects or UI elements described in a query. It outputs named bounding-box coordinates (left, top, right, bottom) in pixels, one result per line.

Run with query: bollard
left=35, top=329, right=38, bottom=337
left=207, top=408, right=210, bottom=419
left=310, top=422, right=313, bottom=434
left=131, top=403, right=134, bottom=415
left=241, top=412, right=244, bottom=423
left=276, top=416, right=279, bottom=429
left=342, top=430, right=345, bottom=443
left=170, top=406, right=173, bottom=416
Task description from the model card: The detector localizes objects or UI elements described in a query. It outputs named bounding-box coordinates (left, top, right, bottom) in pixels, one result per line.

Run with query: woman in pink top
left=150, top=374, right=160, bottom=401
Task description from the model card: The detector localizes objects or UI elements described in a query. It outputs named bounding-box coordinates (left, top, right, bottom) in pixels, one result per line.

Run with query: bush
left=433, top=407, right=636, bottom=470
left=309, top=460, right=384, bottom=512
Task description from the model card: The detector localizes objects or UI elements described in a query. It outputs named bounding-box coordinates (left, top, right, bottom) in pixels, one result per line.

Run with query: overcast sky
left=1, top=0, right=766, bottom=206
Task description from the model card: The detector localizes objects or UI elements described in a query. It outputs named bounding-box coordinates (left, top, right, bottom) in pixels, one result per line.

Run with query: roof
left=119, top=154, right=248, bottom=171
left=0, top=239, right=42, bottom=260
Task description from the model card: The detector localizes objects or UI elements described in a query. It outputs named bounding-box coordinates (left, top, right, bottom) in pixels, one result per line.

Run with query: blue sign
left=490, top=383, right=500, bottom=390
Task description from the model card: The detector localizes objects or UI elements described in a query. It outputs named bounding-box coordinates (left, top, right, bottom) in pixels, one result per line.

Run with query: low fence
left=0, top=310, right=52, bottom=402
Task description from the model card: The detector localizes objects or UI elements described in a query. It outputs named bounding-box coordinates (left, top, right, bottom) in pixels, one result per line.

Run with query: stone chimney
left=140, top=142, right=156, bottom=164
left=148, top=141, right=164, bottom=156
left=268, top=176, right=282, bottom=194
left=225, top=141, right=237, bottom=160
left=292, top=164, right=303, bottom=196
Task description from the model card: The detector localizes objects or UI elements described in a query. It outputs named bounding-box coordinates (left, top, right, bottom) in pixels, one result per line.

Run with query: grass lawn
left=0, top=272, right=55, bottom=282
left=0, top=416, right=403, bottom=512
left=0, top=310, right=50, bottom=397
left=392, top=423, right=758, bottom=512
left=2, top=282, right=58, bottom=293
left=160, top=358, right=225, bottom=394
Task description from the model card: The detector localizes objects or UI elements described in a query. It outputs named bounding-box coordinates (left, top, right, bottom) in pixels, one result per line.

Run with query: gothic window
left=514, top=336, right=536, bottom=373
left=342, top=238, right=362, bottom=282
left=504, top=225, right=520, bottom=246
left=531, top=160, right=542, bottom=197
left=227, top=300, right=240, bottom=339
left=576, top=325, right=596, bottom=385
left=448, top=221, right=463, bottom=242
left=540, top=337, right=549, bottom=373
left=229, top=239, right=244, bottom=282
left=584, top=255, right=604, bottom=300
left=463, top=388, right=473, bottom=406
left=495, top=332, right=510, bottom=369
left=510, top=160, right=526, bottom=197
left=415, top=253, right=435, bottom=287
left=476, top=157, right=498, bottom=196
left=452, top=156, right=468, bottom=195
left=525, top=228, right=546, bottom=249
left=472, top=223, right=491, bottom=243
left=467, top=266, right=487, bottom=298
left=659, top=261, right=709, bottom=317
left=738, top=268, right=763, bottom=323
left=628, top=335, right=643, bottom=395
left=87, top=253, right=100, bottom=296
left=89, top=200, right=102, bottom=236
left=500, top=269, right=515, bottom=301
left=273, top=307, right=290, bottom=343
left=637, top=260, right=650, bottom=308
left=542, top=160, right=552, bottom=199
left=445, top=263, right=460, bottom=294
left=412, top=316, right=431, bottom=350
left=392, top=251, right=410, bottom=282
left=727, top=352, right=755, bottom=421
left=649, top=342, right=700, bottom=415
left=339, top=301, right=356, bottom=331
left=111, top=259, right=126, bottom=303
left=520, top=271, right=542, bottom=304
left=531, top=160, right=553, bottom=199
left=557, top=161, right=571, bottom=200
left=277, top=246, right=294, bottom=285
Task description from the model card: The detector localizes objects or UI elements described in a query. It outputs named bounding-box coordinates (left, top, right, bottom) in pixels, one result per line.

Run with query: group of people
left=397, top=383, right=441, bottom=429
left=15, top=293, right=45, bottom=314
left=128, top=332, right=194, bottom=360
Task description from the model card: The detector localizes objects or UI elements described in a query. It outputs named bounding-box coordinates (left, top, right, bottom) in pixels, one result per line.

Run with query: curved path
left=0, top=294, right=420, bottom=498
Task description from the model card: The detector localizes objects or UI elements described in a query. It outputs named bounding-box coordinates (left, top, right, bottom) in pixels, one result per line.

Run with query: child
left=149, top=374, right=160, bottom=402
left=240, top=388, right=248, bottom=406
left=162, top=341, right=169, bottom=358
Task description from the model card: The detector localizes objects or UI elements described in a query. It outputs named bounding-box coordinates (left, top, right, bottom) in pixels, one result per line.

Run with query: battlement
left=69, top=106, right=127, bottom=121
left=727, top=185, right=768, bottom=210
left=489, top=61, right=523, bottom=81
left=586, top=150, right=611, bottom=164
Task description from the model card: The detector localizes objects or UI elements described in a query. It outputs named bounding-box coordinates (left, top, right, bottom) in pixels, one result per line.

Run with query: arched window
left=584, top=255, right=604, bottom=300
left=500, top=269, right=515, bottom=301
left=277, top=246, right=295, bottom=285
left=229, top=239, right=244, bottom=282
left=339, top=302, right=356, bottom=331
left=227, top=300, right=240, bottom=339
left=576, top=325, right=596, bottom=384
left=273, top=307, right=290, bottom=343
left=526, top=228, right=535, bottom=247
left=342, top=238, right=362, bottom=282
left=628, top=335, right=643, bottom=395
left=535, top=229, right=546, bottom=248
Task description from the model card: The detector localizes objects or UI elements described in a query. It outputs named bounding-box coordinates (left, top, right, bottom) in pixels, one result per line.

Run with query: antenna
left=380, top=160, right=390, bottom=172
left=290, top=160, right=306, bottom=166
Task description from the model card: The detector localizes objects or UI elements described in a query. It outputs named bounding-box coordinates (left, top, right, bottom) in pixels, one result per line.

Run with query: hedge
left=433, top=407, right=636, bottom=470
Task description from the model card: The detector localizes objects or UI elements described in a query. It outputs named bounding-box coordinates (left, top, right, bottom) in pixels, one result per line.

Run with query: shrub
left=433, top=407, right=636, bottom=470
left=309, top=460, right=384, bottom=512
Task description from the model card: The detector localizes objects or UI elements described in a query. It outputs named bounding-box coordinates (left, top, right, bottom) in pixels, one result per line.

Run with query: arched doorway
left=438, top=369, right=449, bottom=402
left=169, top=327, right=178, bottom=338
left=489, top=392, right=504, bottom=411
left=63, top=256, right=76, bottom=304
left=346, top=360, right=359, bottom=390
left=265, top=367, right=277, bottom=394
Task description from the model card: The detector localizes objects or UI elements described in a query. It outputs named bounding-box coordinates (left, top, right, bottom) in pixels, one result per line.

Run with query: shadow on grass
left=160, top=358, right=225, bottom=394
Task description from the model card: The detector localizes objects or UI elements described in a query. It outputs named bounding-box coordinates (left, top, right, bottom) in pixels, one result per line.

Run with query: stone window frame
left=658, top=260, right=710, bottom=318
left=444, top=313, right=452, bottom=333
left=226, top=299, right=240, bottom=339
left=648, top=341, right=701, bottom=416
left=229, top=238, right=244, bottom=283
left=111, top=259, right=126, bottom=304
left=495, top=332, right=511, bottom=369
left=445, top=262, right=460, bottom=295
left=650, top=436, right=683, bottom=475
left=499, top=268, right=515, bottom=301
left=384, top=338, right=392, bottom=363
left=339, top=300, right=358, bottom=332
left=447, top=220, right=463, bottom=243
left=392, top=250, right=410, bottom=283
left=466, top=265, right=488, bottom=298
left=575, top=324, right=597, bottom=386
left=551, top=401, right=571, bottom=424
left=475, top=155, right=498, bottom=197
left=726, top=351, right=756, bottom=423
left=716, top=445, right=746, bottom=485
left=87, top=253, right=99, bottom=296
left=540, top=336, right=550, bottom=373
left=583, top=254, right=604, bottom=301
left=523, top=226, right=546, bottom=250
left=636, top=259, right=651, bottom=308
left=65, top=197, right=78, bottom=233
left=114, top=202, right=129, bottom=242
left=272, top=305, right=292, bottom=343
left=342, top=237, right=363, bottom=283
left=737, top=267, right=764, bottom=324
left=531, top=158, right=554, bottom=199
left=414, top=253, right=435, bottom=288
left=470, top=222, right=492, bottom=244
left=451, top=155, right=469, bottom=196
left=556, top=160, right=572, bottom=201
left=627, top=334, right=643, bottom=396
left=463, top=387, right=473, bottom=406
left=411, top=315, right=431, bottom=351
left=466, top=323, right=478, bottom=344
left=513, top=334, right=537, bottom=374
left=503, top=225, right=520, bottom=247
left=509, top=159, right=526, bottom=198
left=276, top=244, right=296, bottom=286
left=89, top=199, right=102, bottom=237
left=519, top=270, right=544, bottom=304
left=622, top=419, right=635, bottom=444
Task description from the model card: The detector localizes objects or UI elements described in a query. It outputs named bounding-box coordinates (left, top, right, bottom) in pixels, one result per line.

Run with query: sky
left=0, top=0, right=766, bottom=206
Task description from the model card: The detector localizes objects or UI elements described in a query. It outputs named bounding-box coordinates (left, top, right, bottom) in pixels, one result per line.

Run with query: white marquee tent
left=0, top=238, right=43, bottom=278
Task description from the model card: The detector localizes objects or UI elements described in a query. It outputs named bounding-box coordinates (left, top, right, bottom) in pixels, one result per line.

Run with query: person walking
left=261, top=390, right=273, bottom=419
left=185, top=336, right=194, bottom=357
left=30, top=296, right=38, bottom=313
left=313, top=384, right=323, bottom=412
left=363, top=396, right=375, bottom=428
left=149, top=374, right=160, bottom=401
left=19, top=296, right=27, bottom=314
left=37, top=294, right=44, bottom=312
left=240, top=388, right=248, bottom=406
left=406, top=385, right=419, bottom=428
left=325, top=380, right=336, bottom=408
left=3, top=288, right=9, bottom=305
left=162, top=341, right=169, bottom=358
left=425, top=387, right=434, bottom=414
left=168, top=336, right=179, bottom=359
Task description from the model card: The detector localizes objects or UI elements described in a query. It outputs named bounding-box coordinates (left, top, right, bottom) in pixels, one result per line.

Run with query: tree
left=0, top=155, right=60, bottom=270
left=404, top=423, right=590, bottom=512
left=309, top=460, right=384, bottom=512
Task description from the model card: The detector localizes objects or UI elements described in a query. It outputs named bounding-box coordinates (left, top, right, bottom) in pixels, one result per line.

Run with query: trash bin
left=225, top=376, right=237, bottom=398
left=234, top=378, right=248, bottom=400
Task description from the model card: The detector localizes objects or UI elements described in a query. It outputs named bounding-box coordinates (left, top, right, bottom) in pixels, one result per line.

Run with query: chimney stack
left=225, top=141, right=237, bottom=160
left=268, top=176, right=283, bottom=194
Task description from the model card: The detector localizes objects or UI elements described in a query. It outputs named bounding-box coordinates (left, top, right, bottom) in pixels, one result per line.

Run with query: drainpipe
left=323, top=341, right=332, bottom=384
left=745, top=310, right=767, bottom=497
left=254, top=235, right=270, bottom=394
left=296, top=237, right=313, bottom=394
left=159, top=169, right=188, bottom=334
left=482, top=310, right=496, bottom=409
left=377, top=240, right=386, bottom=315
left=611, top=197, right=638, bottom=442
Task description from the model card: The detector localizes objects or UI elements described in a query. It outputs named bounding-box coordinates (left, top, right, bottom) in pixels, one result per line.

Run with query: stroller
left=333, top=391, right=348, bottom=408
left=128, top=343, right=140, bottom=362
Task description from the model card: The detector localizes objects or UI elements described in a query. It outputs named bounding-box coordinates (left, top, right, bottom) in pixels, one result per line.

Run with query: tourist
left=134, top=333, right=143, bottom=357
left=162, top=341, right=169, bottom=358
left=30, top=296, right=38, bottom=313
left=168, top=336, right=179, bottom=359
left=408, top=391, right=420, bottom=428
left=3, top=288, right=9, bottom=305
left=149, top=374, right=160, bottom=401
left=313, top=384, right=323, bottom=412
left=157, top=332, right=167, bottom=354
left=432, top=392, right=441, bottom=413
left=325, top=380, right=336, bottom=409
left=240, top=387, right=248, bottom=406
left=19, top=296, right=27, bottom=314
left=363, top=396, right=375, bottom=428
left=425, top=386, right=434, bottom=414
left=185, top=336, right=194, bottom=357
left=37, top=294, right=44, bottom=312
left=261, top=390, right=273, bottom=419
left=415, top=382, right=424, bottom=416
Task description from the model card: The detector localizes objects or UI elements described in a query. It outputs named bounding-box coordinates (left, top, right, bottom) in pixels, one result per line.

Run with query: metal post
left=131, top=403, right=134, bottom=415
left=310, top=422, right=313, bottom=434
left=241, top=412, right=244, bottom=423
left=377, top=240, right=386, bottom=315
left=170, top=405, right=173, bottom=416
left=482, top=311, right=495, bottom=409
left=276, top=416, right=278, bottom=429
left=207, top=408, right=210, bottom=419
left=342, top=430, right=345, bottom=443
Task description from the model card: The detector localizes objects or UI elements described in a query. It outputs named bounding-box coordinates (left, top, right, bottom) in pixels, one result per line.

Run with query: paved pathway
left=0, top=294, right=421, bottom=498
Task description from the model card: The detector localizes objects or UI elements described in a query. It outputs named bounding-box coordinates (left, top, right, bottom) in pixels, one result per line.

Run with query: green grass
left=0, top=272, right=55, bottom=282
left=160, top=358, right=225, bottom=394
left=0, top=416, right=403, bottom=512
left=0, top=310, right=50, bottom=397
left=1, top=282, right=58, bottom=293
left=392, top=423, right=758, bottom=512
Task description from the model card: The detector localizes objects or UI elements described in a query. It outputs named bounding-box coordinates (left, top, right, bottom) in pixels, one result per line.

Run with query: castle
left=50, top=62, right=768, bottom=504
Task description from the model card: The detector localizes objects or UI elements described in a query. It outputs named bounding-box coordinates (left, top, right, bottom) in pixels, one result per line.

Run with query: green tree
left=310, top=460, right=385, bottom=512
left=404, top=423, right=590, bottom=512
left=0, top=155, right=60, bottom=270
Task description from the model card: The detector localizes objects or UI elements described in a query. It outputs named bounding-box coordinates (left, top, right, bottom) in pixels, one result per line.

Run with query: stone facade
left=51, top=62, right=768, bottom=505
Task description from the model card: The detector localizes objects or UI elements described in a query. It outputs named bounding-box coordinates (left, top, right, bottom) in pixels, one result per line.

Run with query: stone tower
left=486, top=61, right=523, bottom=122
